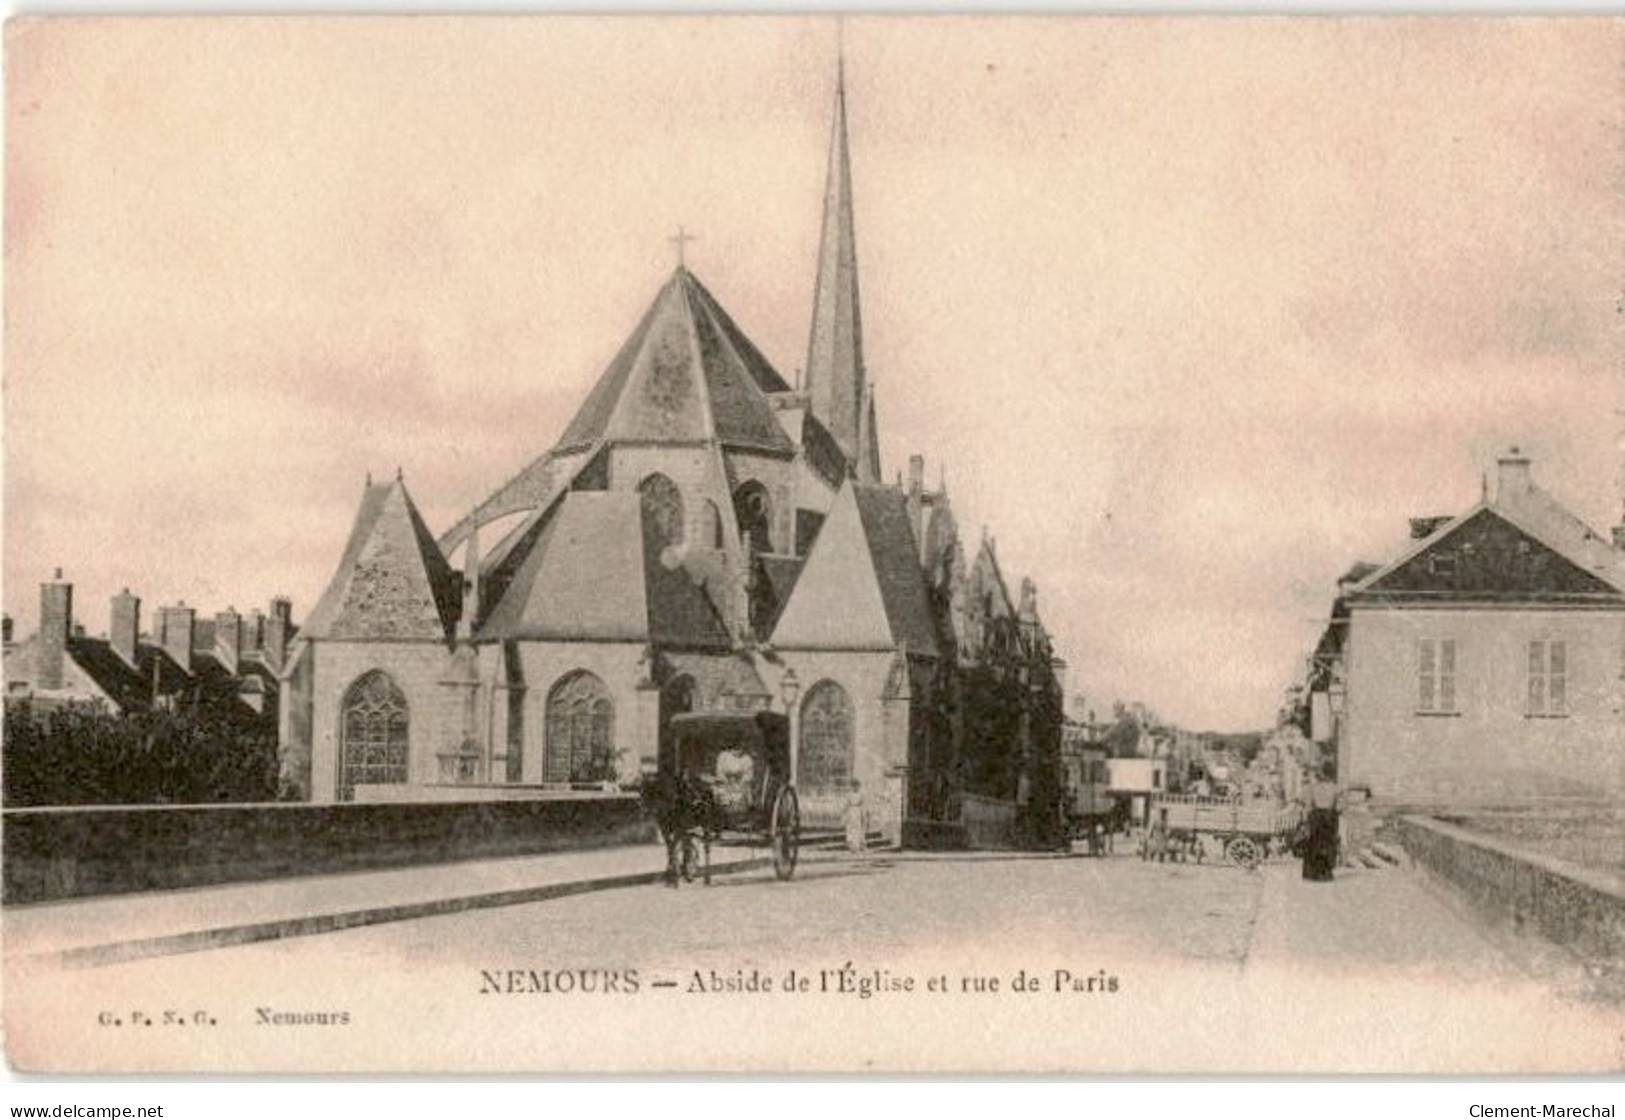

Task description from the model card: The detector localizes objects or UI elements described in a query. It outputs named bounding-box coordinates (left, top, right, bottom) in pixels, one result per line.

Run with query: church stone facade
left=278, top=60, right=1066, bottom=844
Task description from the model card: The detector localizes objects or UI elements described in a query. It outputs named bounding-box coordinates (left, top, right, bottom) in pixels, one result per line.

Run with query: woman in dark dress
left=1301, top=764, right=1340, bottom=882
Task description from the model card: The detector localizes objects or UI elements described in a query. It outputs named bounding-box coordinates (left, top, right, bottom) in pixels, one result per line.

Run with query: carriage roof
left=669, top=711, right=789, bottom=765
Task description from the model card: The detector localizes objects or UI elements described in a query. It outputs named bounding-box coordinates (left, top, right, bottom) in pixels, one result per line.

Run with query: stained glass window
left=545, top=671, right=615, bottom=783
left=799, top=679, right=854, bottom=794
left=339, top=670, right=409, bottom=800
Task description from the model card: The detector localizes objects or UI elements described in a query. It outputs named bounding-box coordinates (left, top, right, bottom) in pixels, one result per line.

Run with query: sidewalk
left=3, top=841, right=783, bottom=969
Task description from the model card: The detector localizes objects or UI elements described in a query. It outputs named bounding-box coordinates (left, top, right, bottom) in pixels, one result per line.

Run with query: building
left=2, top=570, right=289, bottom=727
left=1322, top=448, right=1625, bottom=805
left=277, top=54, right=1067, bottom=846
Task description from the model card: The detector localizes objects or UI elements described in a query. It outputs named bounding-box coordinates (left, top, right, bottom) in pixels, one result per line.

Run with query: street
left=7, top=846, right=1622, bottom=1073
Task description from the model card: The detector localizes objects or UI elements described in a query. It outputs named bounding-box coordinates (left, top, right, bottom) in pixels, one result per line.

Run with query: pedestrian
left=844, top=778, right=867, bottom=855
left=1301, top=761, right=1339, bottom=882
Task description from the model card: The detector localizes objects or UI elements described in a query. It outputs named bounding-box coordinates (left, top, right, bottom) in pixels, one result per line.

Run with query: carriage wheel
left=678, top=833, right=701, bottom=883
left=770, top=787, right=800, bottom=881
left=1226, top=836, right=1262, bottom=870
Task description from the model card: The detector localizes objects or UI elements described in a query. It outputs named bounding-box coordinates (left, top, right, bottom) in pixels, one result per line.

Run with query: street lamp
left=780, top=668, right=801, bottom=785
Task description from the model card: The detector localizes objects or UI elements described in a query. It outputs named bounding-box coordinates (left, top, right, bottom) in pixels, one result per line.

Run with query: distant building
left=1326, top=448, right=1625, bottom=804
left=2, top=570, right=289, bottom=728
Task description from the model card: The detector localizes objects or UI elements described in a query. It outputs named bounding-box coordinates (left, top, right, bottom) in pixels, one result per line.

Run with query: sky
left=5, top=16, right=1622, bottom=731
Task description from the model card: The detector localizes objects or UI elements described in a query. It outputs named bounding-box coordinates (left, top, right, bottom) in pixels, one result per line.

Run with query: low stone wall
left=1394, top=814, right=1625, bottom=972
left=3, top=795, right=655, bottom=905
left=960, top=793, right=1017, bottom=850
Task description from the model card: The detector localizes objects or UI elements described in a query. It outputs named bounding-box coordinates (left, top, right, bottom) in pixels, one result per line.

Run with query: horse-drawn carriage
left=1145, top=794, right=1301, bottom=869
left=642, top=710, right=801, bottom=886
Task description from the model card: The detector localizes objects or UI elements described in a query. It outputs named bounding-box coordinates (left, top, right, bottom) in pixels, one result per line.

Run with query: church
left=277, top=57, right=1066, bottom=844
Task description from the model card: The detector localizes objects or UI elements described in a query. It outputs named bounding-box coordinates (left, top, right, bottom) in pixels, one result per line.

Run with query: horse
left=641, top=768, right=722, bottom=887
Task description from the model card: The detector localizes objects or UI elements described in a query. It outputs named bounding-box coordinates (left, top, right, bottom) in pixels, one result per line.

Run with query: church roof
left=302, top=477, right=460, bottom=642
left=853, top=484, right=941, bottom=658
left=770, top=480, right=939, bottom=658
left=551, top=269, right=796, bottom=458
left=476, top=490, right=732, bottom=648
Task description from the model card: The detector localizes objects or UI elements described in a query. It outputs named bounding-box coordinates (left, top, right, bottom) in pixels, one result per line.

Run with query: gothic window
left=733, top=480, right=773, bottom=555
left=638, top=473, right=685, bottom=550
left=339, top=670, right=409, bottom=801
left=545, top=671, right=615, bottom=783
left=798, top=679, right=854, bottom=795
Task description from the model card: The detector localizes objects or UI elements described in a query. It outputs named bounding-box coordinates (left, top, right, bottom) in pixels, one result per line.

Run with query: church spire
left=804, top=34, right=868, bottom=470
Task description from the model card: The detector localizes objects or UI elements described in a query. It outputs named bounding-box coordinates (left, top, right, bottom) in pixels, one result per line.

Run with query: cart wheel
left=678, top=833, right=701, bottom=883
left=1226, top=836, right=1262, bottom=870
left=771, top=787, right=800, bottom=881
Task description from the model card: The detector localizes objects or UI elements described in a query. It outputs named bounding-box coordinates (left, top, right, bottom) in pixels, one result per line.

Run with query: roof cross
left=668, top=225, right=697, bottom=268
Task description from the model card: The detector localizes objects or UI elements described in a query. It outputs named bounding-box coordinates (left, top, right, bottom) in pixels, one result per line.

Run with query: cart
left=1148, top=794, right=1301, bottom=869
left=643, top=710, right=800, bottom=886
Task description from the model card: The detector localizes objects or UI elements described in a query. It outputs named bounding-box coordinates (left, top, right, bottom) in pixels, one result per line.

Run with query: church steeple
left=805, top=40, right=877, bottom=478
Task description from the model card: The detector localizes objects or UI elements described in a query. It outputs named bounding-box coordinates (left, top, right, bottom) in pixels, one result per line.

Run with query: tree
left=3, top=701, right=279, bottom=807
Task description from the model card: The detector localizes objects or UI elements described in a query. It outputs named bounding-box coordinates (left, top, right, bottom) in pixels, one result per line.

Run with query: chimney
left=215, top=607, right=241, bottom=675
left=37, top=569, right=71, bottom=691
left=1496, top=446, right=1533, bottom=503
left=157, top=602, right=195, bottom=674
left=110, top=588, right=141, bottom=668
left=242, top=609, right=265, bottom=656
left=2, top=614, right=13, bottom=650
left=265, top=596, right=292, bottom=672
left=906, top=454, right=926, bottom=553
left=1408, top=516, right=1453, bottom=540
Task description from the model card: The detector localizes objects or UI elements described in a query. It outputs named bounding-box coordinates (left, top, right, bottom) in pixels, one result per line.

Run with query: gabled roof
left=552, top=269, right=796, bottom=458
left=302, top=478, right=460, bottom=642
left=771, top=480, right=939, bottom=657
left=1351, top=489, right=1625, bottom=602
left=63, top=638, right=192, bottom=714
left=475, top=490, right=732, bottom=648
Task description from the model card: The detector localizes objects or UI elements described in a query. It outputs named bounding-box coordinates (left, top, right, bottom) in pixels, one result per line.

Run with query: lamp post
left=780, top=667, right=801, bottom=785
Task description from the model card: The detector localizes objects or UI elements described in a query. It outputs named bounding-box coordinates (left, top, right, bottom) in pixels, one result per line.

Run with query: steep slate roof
left=1352, top=488, right=1625, bottom=602
left=552, top=269, right=795, bottom=458
left=771, top=480, right=939, bottom=657
left=853, top=484, right=941, bottom=658
left=303, top=478, right=460, bottom=642
left=63, top=638, right=193, bottom=714
left=476, top=491, right=731, bottom=648
left=800, top=412, right=850, bottom=488
left=751, top=554, right=807, bottom=638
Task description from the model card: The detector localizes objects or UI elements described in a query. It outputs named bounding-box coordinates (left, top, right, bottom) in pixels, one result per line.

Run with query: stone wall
left=3, top=795, right=654, bottom=905
left=960, top=792, right=1017, bottom=849
left=1343, top=606, right=1625, bottom=802
left=1394, top=815, right=1625, bottom=976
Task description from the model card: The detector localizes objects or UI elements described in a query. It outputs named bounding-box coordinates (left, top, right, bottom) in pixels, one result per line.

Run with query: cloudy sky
left=6, top=16, right=1621, bottom=730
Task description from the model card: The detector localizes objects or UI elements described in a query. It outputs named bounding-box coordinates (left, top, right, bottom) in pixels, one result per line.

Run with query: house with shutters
left=1333, top=448, right=1625, bottom=804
